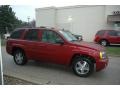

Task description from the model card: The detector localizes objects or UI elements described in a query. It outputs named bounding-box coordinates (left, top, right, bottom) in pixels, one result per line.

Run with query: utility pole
left=27, top=16, right=30, bottom=27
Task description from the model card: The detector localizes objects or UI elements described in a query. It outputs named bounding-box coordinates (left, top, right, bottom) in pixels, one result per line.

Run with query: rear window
left=96, top=31, right=105, bottom=36
left=10, top=29, right=24, bottom=39
left=24, top=29, right=39, bottom=41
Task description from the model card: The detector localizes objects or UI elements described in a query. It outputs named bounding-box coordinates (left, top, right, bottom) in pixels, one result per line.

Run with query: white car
left=4, top=33, right=10, bottom=39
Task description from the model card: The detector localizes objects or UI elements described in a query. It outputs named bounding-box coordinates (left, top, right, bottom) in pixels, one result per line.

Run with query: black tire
left=72, top=56, right=94, bottom=77
left=99, top=40, right=109, bottom=46
left=13, top=49, right=27, bottom=65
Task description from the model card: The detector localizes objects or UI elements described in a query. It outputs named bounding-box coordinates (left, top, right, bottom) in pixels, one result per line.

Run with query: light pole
left=27, top=16, right=30, bottom=26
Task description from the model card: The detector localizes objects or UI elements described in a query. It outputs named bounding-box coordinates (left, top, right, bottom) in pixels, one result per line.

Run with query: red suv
left=6, top=28, right=108, bottom=77
left=94, top=30, right=120, bottom=46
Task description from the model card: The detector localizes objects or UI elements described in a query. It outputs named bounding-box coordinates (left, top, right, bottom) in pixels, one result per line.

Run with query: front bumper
left=96, top=58, right=108, bottom=71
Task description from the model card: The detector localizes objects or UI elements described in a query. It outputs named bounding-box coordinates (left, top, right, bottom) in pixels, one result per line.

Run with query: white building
left=35, top=5, right=120, bottom=41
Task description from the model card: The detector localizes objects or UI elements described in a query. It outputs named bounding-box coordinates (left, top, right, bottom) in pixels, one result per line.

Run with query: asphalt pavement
left=1, top=46, right=120, bottom=85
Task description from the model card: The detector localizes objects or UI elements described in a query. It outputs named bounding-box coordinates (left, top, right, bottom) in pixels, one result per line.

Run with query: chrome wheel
left=14, top=51, right=23, bottom=64
left=75, top=61, right=90, bottom=75
left=101, top=40, right=107, bottom=46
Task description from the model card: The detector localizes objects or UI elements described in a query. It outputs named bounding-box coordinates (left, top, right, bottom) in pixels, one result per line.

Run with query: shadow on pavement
left=27, top=60, right=72, bottom=73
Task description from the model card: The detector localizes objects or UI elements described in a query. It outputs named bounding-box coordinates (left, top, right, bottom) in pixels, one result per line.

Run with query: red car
left=6, top=28, right=108, bottom=77
left=94, top=30, right=120, bottom=46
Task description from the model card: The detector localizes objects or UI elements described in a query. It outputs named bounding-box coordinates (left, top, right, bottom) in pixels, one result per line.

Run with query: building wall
left=35, top=7, right=56, bottom=27
left=35, top=5, right=120, bottom=42
left=56, top=6, right=106, bottom=41
left=105, top=5, right=120, bottom=30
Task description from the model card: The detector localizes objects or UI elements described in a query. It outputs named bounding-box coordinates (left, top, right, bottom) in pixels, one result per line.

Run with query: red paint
left=94, top=30, right=120, bottom=44
left=6, top=28, right=108, bottom=72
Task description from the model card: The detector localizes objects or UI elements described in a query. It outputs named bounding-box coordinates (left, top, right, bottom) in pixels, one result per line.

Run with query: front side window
left=24, top=29, right=39, bottom=41
left=42, top=30, right=63, bottom=44
left=108, top=31, right=117, bottom=36
left=59, top=30, right=77, bottom=41
left=117, top=31, right=120, bottom=36
left=10, top=29, right=24, bottom=39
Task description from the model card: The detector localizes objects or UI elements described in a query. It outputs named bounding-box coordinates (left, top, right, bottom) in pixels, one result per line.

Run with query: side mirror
left=56, top=40, right=64, bottom=45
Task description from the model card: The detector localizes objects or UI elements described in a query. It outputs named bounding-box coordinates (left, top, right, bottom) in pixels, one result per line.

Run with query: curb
left=108, top=55, right=120, bottom=57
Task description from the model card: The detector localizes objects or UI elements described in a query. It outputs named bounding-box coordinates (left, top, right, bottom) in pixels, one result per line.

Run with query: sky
left=11, top=5, right=36, bottom=22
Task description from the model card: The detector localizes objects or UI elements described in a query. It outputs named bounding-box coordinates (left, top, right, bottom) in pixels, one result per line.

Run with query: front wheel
left=13, top=49, right=27, bottom=65
left=72, top=56, right=94, bottom=77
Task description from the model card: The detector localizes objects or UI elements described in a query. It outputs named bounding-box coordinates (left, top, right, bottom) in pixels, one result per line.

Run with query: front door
left=107, top=30, right=119, bottom=44
left=39, top=30, right=70, bottom=65
left=117, top=31, right=120, bottom=43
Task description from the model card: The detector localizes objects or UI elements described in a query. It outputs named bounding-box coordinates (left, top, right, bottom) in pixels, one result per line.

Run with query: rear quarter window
left=10, top=29, right=24, bottom=39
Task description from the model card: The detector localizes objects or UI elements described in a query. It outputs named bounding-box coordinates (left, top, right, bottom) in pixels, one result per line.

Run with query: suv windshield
left=59, top=30, right=77, bottom=41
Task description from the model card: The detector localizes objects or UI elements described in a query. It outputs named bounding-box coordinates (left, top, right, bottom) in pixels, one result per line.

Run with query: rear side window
left=96, top=31, right=105, bottom=36
left=10, top=29, right=24, bottom=39
left=108, top=31, right=117, bottom=36
left=24, top=29, right=39, bottom=41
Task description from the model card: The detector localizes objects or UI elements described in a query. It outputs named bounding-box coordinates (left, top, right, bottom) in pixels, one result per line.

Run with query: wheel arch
left=12, top=46, right=25, bottom=56
left=99, top=39, right=109, bottom=44
left=69, top=53, right=96, bottom=66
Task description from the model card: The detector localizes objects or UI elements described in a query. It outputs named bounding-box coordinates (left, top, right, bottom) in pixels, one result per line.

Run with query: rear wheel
left=13, top=49, right=27, bottom=65
left=100, top=40, right=109, bottom=46
left=72, top=56, right=94, bottom=77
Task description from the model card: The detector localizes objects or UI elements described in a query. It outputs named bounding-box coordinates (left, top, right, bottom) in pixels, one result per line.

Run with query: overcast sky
left=11, top=5, right=36, bottom=22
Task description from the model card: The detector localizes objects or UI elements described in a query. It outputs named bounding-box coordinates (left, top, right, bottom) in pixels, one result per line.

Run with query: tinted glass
left=42, top=30, right=63, bottom=43
left=96, top=31, right=105, bottom=36
left=24, top=29, right=38, bottom=41
left=10, top=30, right=24, bottom=39
left=108, top=31, right=117, bottom=36
left=117, top=31, right=120, bottom=36
left=59, top=30, right=77, bottom=41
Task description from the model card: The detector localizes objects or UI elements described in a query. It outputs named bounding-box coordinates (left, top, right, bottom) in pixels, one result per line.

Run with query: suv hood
left=72, top=41, right=105, bottom=51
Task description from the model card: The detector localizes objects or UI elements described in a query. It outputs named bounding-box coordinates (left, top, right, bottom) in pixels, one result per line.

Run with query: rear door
left=23, top=29, right=40, bottom=60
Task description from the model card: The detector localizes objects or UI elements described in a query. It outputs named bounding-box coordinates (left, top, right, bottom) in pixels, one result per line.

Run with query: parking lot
left=1, top=46, right=120, bottom=85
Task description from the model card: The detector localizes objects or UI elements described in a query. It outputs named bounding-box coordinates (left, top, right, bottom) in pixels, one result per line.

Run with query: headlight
left=100, top=51, right=107, bottom=59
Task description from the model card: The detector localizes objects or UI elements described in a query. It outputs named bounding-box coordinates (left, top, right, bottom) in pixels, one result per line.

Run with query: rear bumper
left=6, top=46, right=12, bottom=55
left=96, top=58, right=108, bottom=71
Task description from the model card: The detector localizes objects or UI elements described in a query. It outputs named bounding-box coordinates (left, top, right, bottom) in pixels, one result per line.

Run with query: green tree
left=0, top=5, right=18, bottom=35
left=0, top=5, right=34, bottom=38
left=0, top=5, right=28, bottom=35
